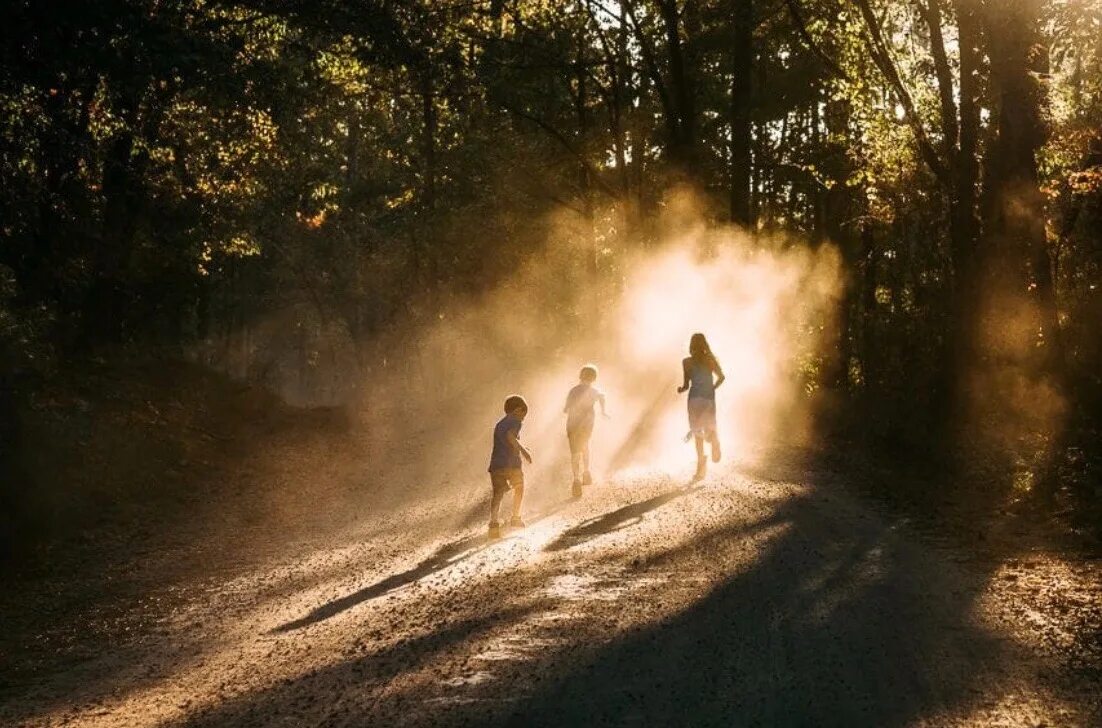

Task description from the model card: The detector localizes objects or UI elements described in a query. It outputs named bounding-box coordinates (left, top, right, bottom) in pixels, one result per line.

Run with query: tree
left=981, top=0, right=1063, bottom=377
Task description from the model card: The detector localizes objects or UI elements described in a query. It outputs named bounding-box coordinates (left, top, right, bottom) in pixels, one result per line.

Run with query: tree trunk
left=730, top=0, right=754, bottom=227
left=574, top=47, right=598, bottom=278
left=982, top=0, right=1062, bottom=376
left=420, top=68, right=437, bottom=211
left=941, top=0, right=983, bottom=404
left=858, top=223, right=879, bottom=390
left=657, top=0, right=697, bottom=177
left=822, top=97, right=858, bottom=388
left=89, top=95, right=145, bottom=345
left=612, top=3, right=631, bottom=200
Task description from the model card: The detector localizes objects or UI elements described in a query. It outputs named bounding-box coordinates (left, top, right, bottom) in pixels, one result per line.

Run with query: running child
left=677, top=333, right=725, bottom=481
left=487, top=395, right=532, bottom=538
left=563, top=364, right=608, bottom=497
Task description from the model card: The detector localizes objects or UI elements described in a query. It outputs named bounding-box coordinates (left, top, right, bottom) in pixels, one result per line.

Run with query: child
left=488, top=395, right=532, bottom=538
left=676, top=333, right=725, bottom=481
left=563, top=364, right=607, bottom=497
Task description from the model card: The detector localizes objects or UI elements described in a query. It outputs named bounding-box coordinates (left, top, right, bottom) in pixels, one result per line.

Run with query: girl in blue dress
left=677, top=333, right=725, bottom=480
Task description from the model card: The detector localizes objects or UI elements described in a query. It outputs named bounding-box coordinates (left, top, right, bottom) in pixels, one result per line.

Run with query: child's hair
left=689, top=333, right=717, bottom=367
left=503, top=394, right=528, bottom=414
left=579, top=364, right=598, bottom=382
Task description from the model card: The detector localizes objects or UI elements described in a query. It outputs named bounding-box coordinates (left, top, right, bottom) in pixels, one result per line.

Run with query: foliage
left=0, top=1, right=1099, bottom=492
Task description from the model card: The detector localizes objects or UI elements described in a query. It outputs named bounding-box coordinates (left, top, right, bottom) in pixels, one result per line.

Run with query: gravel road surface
left=2, top=457, right=1099, bottom=726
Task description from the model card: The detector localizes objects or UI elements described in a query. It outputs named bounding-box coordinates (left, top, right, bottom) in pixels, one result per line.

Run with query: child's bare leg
left=490, top=488, right=504, bottom=525
left=581, top=444, right=591, bottom=483
left=709, top=430, right=721, bottom=462
left=694, top=435, right=707, bottom=479
left=511, top=483, right=525, bottom=520
left=570, top=449, right=584, bottom=496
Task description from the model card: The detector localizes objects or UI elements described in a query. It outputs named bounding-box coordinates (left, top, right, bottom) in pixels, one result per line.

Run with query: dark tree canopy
left=1, top=0, right=1100, bottom=502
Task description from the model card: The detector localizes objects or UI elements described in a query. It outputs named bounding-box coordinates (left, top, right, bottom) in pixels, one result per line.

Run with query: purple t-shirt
left=488, top=414, right=523, bottom=471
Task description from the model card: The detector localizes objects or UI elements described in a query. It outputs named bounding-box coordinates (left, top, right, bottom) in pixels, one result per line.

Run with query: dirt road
left=2, top=457, right=1099, bottom=726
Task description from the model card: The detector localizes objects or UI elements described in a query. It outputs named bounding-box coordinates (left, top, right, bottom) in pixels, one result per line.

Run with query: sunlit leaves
left=0, top=0, right=1099, bottom=372
left=316, top=38, right=372, bottom=95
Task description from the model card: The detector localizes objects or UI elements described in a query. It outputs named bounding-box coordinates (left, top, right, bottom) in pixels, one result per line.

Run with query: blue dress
left=684, top=357, right=718, bottom=434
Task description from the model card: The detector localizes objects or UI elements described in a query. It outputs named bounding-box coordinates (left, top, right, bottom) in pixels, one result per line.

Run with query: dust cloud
left=347, top=191, right=844, bottom=519
left=964, top=282, right=1069, bottom=496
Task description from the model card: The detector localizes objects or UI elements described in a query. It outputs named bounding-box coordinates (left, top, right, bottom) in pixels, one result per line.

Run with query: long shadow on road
left=544, top=486, right=699, bottom=553
left=177, top=475, right=1062, bottom=727
left=181, top=605, right=547, bottom=728
left=492, top=487, right=1024, bottom=727
left=272, top=533, right=499, bottom=633
left=274, top=498, right=577, bottom=633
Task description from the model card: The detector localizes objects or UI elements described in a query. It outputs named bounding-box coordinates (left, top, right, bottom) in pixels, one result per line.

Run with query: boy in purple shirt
left=488, top=395, right=532, bottom=538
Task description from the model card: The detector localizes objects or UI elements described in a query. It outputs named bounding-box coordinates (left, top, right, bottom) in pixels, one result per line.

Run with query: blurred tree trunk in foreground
left=981, top=0, right=1064, bottom=379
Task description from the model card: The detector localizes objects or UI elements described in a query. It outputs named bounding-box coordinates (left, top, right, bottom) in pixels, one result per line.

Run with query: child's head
left=689, top=332, right=713, bottom=361
left=503, top=394, right=529, bottom=420
left=579, top=364, right=598, bottom=384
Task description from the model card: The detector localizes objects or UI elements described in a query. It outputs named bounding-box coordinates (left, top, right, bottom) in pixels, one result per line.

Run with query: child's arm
left=713, top=361, right=726, bottom=389
left=677, top=358, right=690, bottom=393
left=506, top=429, right=532, bottom=464
left=598, top=391, right=609, bottom=417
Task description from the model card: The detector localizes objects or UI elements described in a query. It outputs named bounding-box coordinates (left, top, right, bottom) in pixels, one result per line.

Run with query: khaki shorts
left=490, top=468, right=524, bottom=495
left=567, top=422, right=594, bottom=455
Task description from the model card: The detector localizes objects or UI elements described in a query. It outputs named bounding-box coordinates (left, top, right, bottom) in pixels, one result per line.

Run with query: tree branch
left=783, top=0, right=849, bottom=80
left=850, top=0, right=950, bottom=187
left=920, top=0, right=959, bottom=155
left=501, top=104, right=620, bottom=200
left=621, top=0, right=676, bottom=124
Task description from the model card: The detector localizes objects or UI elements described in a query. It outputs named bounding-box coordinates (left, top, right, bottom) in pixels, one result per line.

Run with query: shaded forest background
left=1, top=0, right=1100, bottom=555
